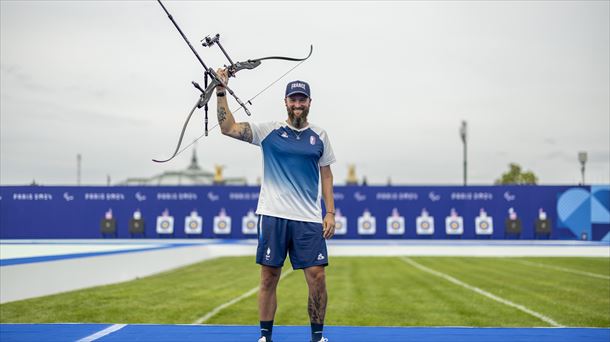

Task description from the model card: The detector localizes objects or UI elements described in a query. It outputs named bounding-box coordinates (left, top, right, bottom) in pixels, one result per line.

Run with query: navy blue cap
left=285, top=80, right=311, bottom=98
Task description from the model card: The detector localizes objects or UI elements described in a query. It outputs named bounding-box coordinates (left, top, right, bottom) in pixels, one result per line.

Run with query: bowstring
left=173, top=59, right=308, bottom=158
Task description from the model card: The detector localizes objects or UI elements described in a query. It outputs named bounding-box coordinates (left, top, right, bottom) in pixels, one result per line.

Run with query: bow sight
left=153, top=0, right=313, bottom=163
left=201, top=34, right=236, bottom=73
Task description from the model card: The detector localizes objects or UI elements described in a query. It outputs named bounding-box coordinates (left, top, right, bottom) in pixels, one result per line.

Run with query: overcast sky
left=1, top=0, right=608, bottom=186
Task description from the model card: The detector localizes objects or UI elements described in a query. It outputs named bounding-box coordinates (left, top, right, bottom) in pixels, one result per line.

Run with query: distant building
left=118, top=149, right=247, bottom=186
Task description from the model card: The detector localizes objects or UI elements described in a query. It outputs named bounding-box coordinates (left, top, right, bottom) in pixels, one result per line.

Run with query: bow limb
left=229, top=45, right=313, bottom=75
left=152, top=97, right=201, bottom=163
left=254, top=44, right=313, bottom=62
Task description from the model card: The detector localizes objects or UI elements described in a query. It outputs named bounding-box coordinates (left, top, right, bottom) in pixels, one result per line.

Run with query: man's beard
left=287, top=106, right=309, bottom=129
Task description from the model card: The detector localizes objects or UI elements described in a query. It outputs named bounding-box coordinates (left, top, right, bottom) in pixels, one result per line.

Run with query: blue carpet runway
left=1, top=324, right=609, bottom=342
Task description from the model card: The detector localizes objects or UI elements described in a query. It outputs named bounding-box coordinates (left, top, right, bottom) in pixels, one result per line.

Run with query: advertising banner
left=1, top=185, right=608, bottom=240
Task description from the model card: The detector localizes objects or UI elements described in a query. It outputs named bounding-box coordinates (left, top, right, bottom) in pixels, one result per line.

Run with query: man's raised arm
left=215, top=68, right=253, bottom=143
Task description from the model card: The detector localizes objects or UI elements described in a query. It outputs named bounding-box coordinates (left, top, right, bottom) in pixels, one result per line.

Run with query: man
left=215, top=68, right=335, bottom=342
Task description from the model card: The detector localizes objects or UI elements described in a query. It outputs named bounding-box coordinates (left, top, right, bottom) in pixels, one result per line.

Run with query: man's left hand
left=323, top=214, right=335, bottom=239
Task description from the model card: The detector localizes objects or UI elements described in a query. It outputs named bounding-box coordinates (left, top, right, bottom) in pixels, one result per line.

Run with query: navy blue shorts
left=256, top=215, right=328, bottom=270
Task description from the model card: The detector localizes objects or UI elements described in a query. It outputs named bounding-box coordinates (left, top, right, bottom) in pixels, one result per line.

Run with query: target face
left=189, top=221, right=199, bottom=229
left=421, top=221, right=430, bottom=230
left=336, top=221, right=343, bottom=229
left=363, top=221, right=371, bottom=230
left=247, top=221, right=255, bottom=229
left=450, top=221, right=459, bottom=230
left=479, top=221, right=489, bottom=230
left=391, top=221, right=400, bottom=230
left=218, top=221, right=227, bottom=229
left=161, top=220, right=170, bottom=229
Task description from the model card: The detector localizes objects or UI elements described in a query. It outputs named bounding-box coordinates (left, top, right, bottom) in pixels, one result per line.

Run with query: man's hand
left=216, top=68, right=228, bottom=91
left=323, top=213, right=335, bottom=239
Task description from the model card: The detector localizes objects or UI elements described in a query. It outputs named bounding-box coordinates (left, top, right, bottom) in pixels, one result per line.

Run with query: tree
left=495, top=163, right=538, bottom=185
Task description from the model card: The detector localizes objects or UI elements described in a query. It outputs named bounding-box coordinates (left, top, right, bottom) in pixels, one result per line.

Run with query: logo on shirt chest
left=281, top=131, right=288, bottom=138
left=310, top=136, right=316, bottom=145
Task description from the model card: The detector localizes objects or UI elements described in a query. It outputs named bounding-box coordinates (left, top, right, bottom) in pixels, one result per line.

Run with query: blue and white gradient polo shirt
left=250, top=121, right=336, bottom=223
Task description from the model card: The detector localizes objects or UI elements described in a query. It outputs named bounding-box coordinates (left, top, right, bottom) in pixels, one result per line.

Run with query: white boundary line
left=193, top=268, right=295, bottom=324
left=510, top=259, right=610, bottom=280
left=401, top=257, right=563, bottom=327
left=76, top=323, right=127, bottom=342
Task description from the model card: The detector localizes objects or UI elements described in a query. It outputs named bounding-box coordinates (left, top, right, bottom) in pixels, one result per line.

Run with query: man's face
left=285, top=94, right=311, bottom=129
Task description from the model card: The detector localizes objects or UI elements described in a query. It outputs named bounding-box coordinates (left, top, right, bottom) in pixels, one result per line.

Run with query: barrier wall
left=0, top=185, right=608, bottom=240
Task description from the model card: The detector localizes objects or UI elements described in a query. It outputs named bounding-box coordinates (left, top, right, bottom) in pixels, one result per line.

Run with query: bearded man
left=215, top=69, right=336, bottom=342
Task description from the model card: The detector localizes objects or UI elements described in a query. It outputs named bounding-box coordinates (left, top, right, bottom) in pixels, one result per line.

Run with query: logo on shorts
left=265, top=247, right=271, bottom=261
left=317, top=253, right=325, bottom=261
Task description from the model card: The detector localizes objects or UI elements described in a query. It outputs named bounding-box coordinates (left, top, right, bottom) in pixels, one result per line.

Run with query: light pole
left=578, top=151, right=587, bottom=185
left=460, top=121, right=467, bottom=186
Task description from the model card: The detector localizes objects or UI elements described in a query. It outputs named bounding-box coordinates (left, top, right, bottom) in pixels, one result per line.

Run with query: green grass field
left=1, top=257, right=608, bottom=327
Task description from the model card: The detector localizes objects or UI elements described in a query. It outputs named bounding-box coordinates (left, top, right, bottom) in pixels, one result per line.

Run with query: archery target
left=386, top=216, right=405, bottom=235
left=185, top=214, right=202, bottom=235
left=156, top=215, right=174, bottom=235
left=475, top=216, right=493, bottom=235
left=358, top=215, right=376, bottom=235
left=214, top=215, right=231, bottom=234
left=445, top=216, right=463, bottom=235
left=242, top=213, right=258, bottom=235
left=416, top=216, right=434, bottom=235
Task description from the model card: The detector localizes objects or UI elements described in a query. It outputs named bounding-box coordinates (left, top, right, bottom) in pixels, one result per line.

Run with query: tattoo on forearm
left=217, top=106, right=227, bottom=124
left=236, top=123, right=253, bottom=143
left=308, top=287, right=327, bottom=324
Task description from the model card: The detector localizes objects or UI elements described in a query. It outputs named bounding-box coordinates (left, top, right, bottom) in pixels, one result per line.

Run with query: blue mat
left=0, top=324, right=112, bottom=341
left=1, top=324, right=609, bottom=342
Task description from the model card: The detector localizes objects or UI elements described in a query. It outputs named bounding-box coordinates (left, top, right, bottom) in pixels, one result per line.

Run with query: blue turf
left=0, top=323, right=111, bottom=342
left=1, top=324, right=609, bottom=342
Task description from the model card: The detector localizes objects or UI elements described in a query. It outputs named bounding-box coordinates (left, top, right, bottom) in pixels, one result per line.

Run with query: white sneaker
left=258, top=337, right=271, bottom=342
left=312, top=338, right=328, bottom=342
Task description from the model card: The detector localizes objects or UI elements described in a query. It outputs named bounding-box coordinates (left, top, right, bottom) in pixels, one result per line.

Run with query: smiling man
left=215, top=70, right=336, bottom=342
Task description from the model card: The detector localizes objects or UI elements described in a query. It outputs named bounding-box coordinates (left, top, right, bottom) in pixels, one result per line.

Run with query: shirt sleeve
left=250, top=121, right=277, bottom=146
left=319, top=129, right=336, bottom=167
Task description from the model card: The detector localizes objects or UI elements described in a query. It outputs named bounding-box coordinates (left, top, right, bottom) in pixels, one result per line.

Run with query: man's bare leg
left=258, top=265, right=281, bottom=341
left=304, top=265, right=327, bottom=341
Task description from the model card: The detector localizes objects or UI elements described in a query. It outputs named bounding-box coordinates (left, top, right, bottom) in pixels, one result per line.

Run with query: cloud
left=0, top=64, right=28, bottom=81
left=588, top=150, right=610, bottom=164
left=542, top=150, right=575, bottom=162
left=0, top=63, right=54, bottom=92
left=544, top=138, right=557, bottom=145
left=2, top=92, right=149, bottom=127
left=542, top=149, right=610, bottom=165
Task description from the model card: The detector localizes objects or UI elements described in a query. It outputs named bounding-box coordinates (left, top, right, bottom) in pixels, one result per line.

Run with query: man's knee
left=260, top=266, right=282, bottom=291
left=305, top=266, right=326, bottom=287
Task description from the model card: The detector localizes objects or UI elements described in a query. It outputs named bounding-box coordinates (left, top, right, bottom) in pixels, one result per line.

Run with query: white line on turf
left=76, top=324, right=127, bottom=342
left=401, top=257, right=563, bottom=328
left=510, top=259, right=610, bottom=280
left=193, top=268, right=295, bottom=324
